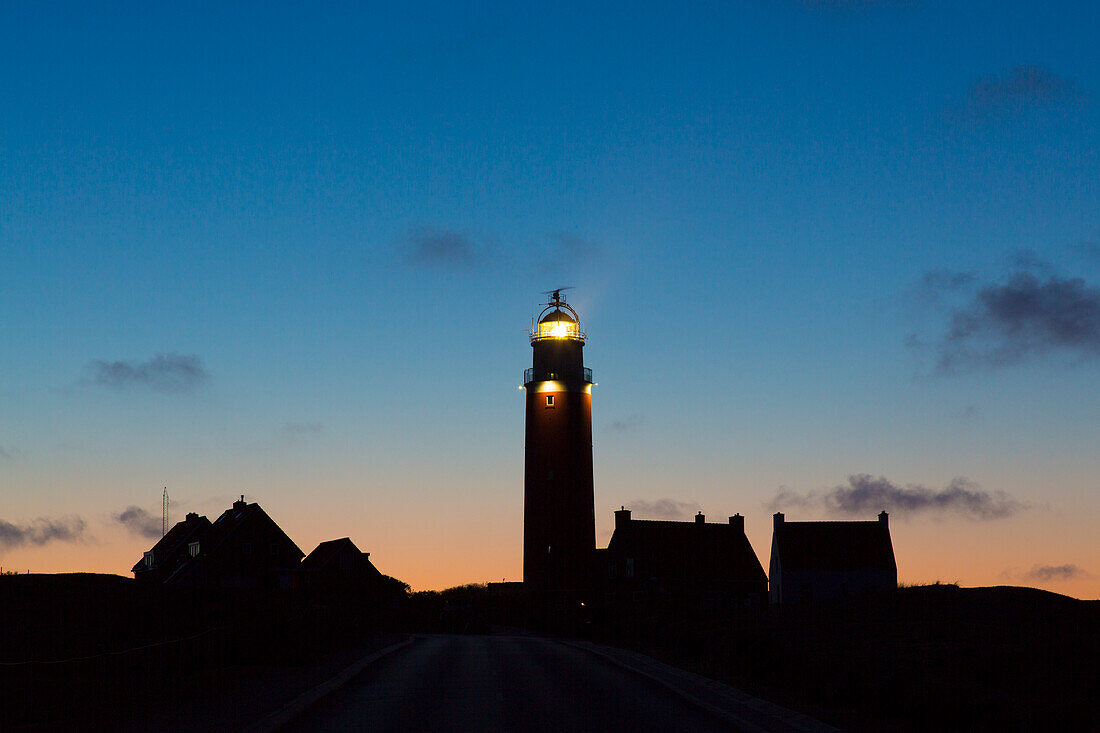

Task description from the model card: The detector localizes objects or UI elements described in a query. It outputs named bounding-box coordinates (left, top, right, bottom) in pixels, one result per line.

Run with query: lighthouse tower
left=523, top=289, right=595, bottom=591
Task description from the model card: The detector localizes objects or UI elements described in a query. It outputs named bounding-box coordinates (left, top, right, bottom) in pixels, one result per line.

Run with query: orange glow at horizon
left=4, top=507, right=1098, bottom=600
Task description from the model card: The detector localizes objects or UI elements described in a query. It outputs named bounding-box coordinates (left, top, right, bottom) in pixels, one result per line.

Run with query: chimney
left=233, top=495, right=246, bottom=509
left=729, top=513, right=744, bottom=533
left=878, top=510, right=889, bottom=528
left=695, top=511, right=705, bottom=524
left=615, top=506, right=631, bottom=530
left=773, top=512, right=784, bottom=528
left=185, top=512, right=199, bottom=522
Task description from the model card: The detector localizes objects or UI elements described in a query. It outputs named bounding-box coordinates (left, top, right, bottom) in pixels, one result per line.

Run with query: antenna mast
left=162, top=488, right=169, bottom=537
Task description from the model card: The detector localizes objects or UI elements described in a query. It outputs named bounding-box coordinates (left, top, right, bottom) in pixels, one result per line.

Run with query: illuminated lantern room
left=531, top=306, right=586, bottom=343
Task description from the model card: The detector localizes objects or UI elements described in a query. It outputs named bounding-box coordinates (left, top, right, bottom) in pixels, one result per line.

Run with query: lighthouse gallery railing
left=523, top=367, right=593, bottom=384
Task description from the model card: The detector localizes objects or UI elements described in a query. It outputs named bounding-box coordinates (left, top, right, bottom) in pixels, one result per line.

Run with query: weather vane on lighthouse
left=546, top=286, right=570, bottom=305
left=529, top=287, right=585, bottom=343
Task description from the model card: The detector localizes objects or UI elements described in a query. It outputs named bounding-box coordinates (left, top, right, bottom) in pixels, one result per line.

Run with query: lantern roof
left=539, top=308, right=576, bottom=324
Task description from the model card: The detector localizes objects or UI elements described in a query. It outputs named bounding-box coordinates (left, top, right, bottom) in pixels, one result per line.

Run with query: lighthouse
left=523, top=289, right=595, bottom=591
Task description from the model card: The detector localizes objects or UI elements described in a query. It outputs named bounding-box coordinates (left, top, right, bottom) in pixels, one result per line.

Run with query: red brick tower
left=523, top=289, right=595, bottom=591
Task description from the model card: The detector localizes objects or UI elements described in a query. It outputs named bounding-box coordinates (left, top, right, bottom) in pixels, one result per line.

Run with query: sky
left=2, top=0, right=1099, bottom=598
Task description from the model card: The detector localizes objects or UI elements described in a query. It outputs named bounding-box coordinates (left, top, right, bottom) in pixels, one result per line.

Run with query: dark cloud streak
left=403, top=228, right=486, bottom=268
left=0, top=517, right=86, bottom=550
left=767, top=474, right=1023, bottom=520
left=1023, top=564, right=1089, bottom=582
left=828, top=474, right=1022, bottom=519
left=764, top=488, right=817, bottom=512
left=115, top=506, right=163, bottom=539
left=87, top=353, right=209, bottom=394
left=936, top=272, right=1100, bottom=373
left=628, top=499, right=699, bottom=521
left=950, top=65, right=1086, bottom=124
left=609, top=414, right=643, bottom=432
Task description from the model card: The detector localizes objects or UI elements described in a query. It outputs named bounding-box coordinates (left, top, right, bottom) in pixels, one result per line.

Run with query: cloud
left=115, top=506, right=163, bottom=539
left=767, top=474, right=1023, bottom=520
left=950, top=65, right=1086, bottom=124
left=282, top=421, right=323, bottom=435
left=831, top=475, right=1022, bottom=519
left=403, top=227, right=487, bottom=268
left=0, top=517, right=86, bottom=550
left=609, top=414, right=643, bottom=432
left=1022, top=564, right=1091, bottom=582
left=86, top=353, right=209, bottom=394
left=628, top=498, right=700, bottom=520
left=931, top=271, right=1100, bottom=373
left=764, top=488, right=818, bottom=512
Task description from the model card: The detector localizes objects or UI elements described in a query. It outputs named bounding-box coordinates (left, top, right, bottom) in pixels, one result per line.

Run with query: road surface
left=283, top=634, right=746, bottom=732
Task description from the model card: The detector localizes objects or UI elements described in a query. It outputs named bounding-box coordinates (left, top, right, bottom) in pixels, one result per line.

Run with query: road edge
left=557, top=639, right=844, bottom=733
left=242, top=637, right=417, bottom=733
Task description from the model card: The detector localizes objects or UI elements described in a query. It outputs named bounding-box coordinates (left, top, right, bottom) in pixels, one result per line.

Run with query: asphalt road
left=282, top=634, right=743, bottom=732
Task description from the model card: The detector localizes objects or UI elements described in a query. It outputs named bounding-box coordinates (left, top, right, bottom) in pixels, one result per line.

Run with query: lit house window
left=545, top=395, right=554, bottom=407
left=188, top=541, right=200, bottom=558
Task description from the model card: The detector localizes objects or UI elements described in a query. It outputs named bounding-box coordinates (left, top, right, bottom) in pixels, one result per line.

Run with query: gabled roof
left=608, top=519, right=767, bottom=583
left=203, top=500, right=304, bottom=560
left=131, top=514, right=211, bottom=572
left=302, top=537, right=359, bottom=569
left=772, top=520, right=896, bottom=572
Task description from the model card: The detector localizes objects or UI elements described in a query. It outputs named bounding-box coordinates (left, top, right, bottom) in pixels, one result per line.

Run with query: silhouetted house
left=301, top=537, right=383, bottom=597
left=132, top=497, right=304, bottom=591
left=768, top=511, right=897, bottom=605
left=602, top=508, right=768, bottom=603
left=132, top=511, right=212, bottom=583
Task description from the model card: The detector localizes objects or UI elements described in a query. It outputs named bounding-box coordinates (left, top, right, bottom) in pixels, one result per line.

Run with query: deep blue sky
left=2, top=1, right=1099, bottom=594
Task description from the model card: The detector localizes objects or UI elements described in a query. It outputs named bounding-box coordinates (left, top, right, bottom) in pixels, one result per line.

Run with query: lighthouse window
left=545, top=395, right=555, bottom=407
